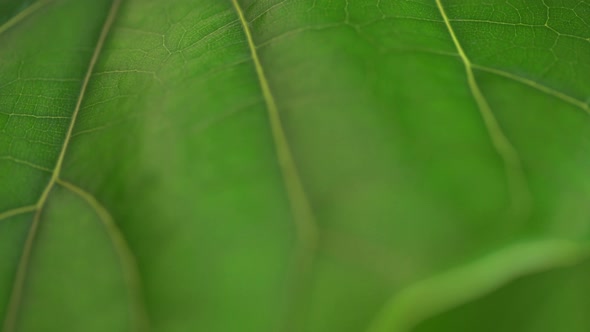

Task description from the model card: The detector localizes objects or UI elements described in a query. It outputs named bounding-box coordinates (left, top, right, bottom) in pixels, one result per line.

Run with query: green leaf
left=1, top=0, right=589, bottom=331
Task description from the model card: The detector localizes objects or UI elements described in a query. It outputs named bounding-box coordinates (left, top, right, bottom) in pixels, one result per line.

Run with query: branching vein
left=0, top=206, right=37, bottom=222
left=472, top=64, right=590, bottom=114
left=0, top=156, right=52, bottom=173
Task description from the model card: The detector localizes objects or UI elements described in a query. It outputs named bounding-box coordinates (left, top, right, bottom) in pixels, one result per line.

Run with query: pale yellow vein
left=435, top=0, right=531, bottom=219
left=366, top=239, right=590, bottom=332
left=0, top=156, right=52, bottom=173
left=0, top=206, right=36, bottom=222
left=56, top=179, right=149, bottom=332
left=0, top=0, right=51, bottom=36
left=231, top=0, right=320, bottom=329
left=2, top=1, right=122, bottom=330
left=472, top=64, right=590, bottom=114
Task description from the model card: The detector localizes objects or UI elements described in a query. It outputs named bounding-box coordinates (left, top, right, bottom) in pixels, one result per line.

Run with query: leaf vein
left=366, top=239, right=590, bottom=332
left=2, top=1, right=123, bottom=330
left=0, top=0, right=51, bottom=36
left=0, top=206, right=36, bottom=222
left=435, top=0, right=531, bottom=219
left=0, top=156, right=51, bottom=172
left=232, top=0, right=320, bottom=329
left=472, top=64, right=590, bottom=113
left=56, top=179, right=149, bottom=332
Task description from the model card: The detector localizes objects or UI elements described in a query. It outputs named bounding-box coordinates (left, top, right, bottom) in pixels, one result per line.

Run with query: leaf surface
left=0, top=0, right=589, bottom=331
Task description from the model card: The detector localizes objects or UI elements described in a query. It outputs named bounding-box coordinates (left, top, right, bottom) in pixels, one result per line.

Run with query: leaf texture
left=0, top=0, right=589, bottom=331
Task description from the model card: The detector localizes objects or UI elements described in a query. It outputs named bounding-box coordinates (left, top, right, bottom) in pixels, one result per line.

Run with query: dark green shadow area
left=0, top=0, right=36, bottom=26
